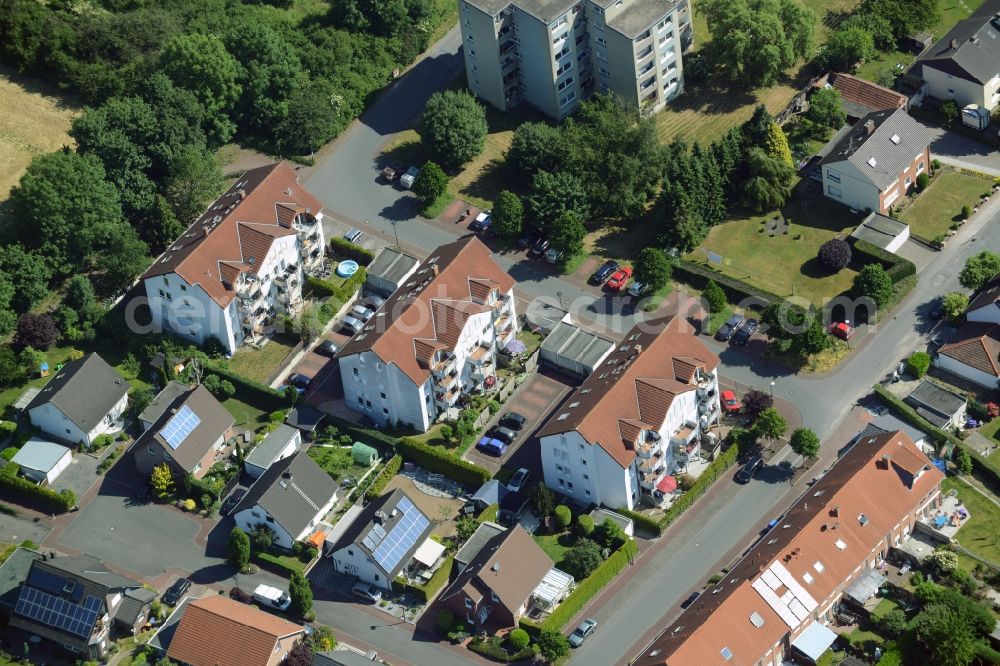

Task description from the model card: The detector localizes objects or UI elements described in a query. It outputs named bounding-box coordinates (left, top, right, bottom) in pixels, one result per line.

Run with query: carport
left=539, top=320, right=615, bottom=379
left=791, top=622, right=839, bottom=663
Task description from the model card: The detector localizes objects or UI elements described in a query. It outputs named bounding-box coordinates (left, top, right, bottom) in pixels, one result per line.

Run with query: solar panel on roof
left=362, top=535, right=376, bottom=550
left=27, top=568, right=68, bottom=595
left=372, top=499, right=429, bottom=573
left=15, top=587, right=99, bottom=638
left=161, top=405, right=201, bottom=450
left=373, top=524, right=387, bottom=539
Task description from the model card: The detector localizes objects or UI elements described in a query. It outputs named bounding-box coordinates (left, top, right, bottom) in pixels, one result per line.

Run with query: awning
left=531, top=568, right=575, bottom=609
left=413, top=538, right=446, bottom=568
left=843, top=568, right=883, bottom=605
left=306, top=531, right=326, bottom=549
left=505, top=339, right=527, bottom=353
left=656, top=475, right=677, bottom=493
left=792, top=622, right=838, bottom=662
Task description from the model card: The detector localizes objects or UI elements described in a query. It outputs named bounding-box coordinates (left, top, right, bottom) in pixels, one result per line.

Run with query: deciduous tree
left=818, top=238, right=852, bottom=271
left=742, top=389, right=774, bottom=420
left=228, top=527, right=250, bottom=570
left=412, top=161, right=448, bottom=205
left=151, top=463, right=174, bottom=500
left=288, top=570, right=313, bottom=616
left=526, top=170, right=589, bottom=229
left=537, top=629, right=570, bottom=661
left=13, top=313, right=58, bottom=351
left=492, top=190, right=524, bottom=240
left=419, top=90, right=487, bottom=170
left=548, top=211, right=586, bottom=256
left=0, top=245, right=51, bottom=313
left=959, top=251, right=1000, bottom=290
left=741, top=147, right=794, bottom=212
left=164, top=145, right=223, bottom=225
left=634, top=248, right=672, bottom=294
left=854, top=263, right=894, bottom=306
left=789, top=427, right=820, bottom=458
left=822, top=25, right=876, bottom=72
left=554, top=505, right=572, bottom=530
left=702, top=280, right=727, bottom=313
left=561, top=538, right=602, bottom=579
left=764, top=123, right=793, bottom=168
left=807, top=88, right=847, bottom=129
left=532, top=483, right=555, bottom=517
left=160, top=33, right=242, bottom=144
left=505, top=122, right=562, bottom=184
left=754, top=407, right=787, bottom=441
left=222, top=22, right=303, bottom=130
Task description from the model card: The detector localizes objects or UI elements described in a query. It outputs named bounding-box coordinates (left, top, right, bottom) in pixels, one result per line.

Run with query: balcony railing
left=635, top=45, right=654, bottom=62
left=671, top=425, right=697, bottom=445
left=470, top=344, right=493, bottom=364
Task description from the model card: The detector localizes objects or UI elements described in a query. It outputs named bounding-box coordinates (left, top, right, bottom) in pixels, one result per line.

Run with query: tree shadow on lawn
left=669, top=78, right=758, bottom=116
left=457, top=157, right=507, bottom=205
left=799, top=256, right=837, bottom=280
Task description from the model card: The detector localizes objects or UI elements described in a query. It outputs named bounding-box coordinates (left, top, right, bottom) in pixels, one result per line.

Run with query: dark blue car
left=476, top=436, right=507, bottom=456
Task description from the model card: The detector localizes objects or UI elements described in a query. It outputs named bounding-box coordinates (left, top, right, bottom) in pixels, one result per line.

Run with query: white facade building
left=142, top=162, right=325, bottom=355
left=337, top=237, right=517, bottom=432
left=537, top=316, right=720, bottom=511
left=914, top=6, right=1000, bottom=112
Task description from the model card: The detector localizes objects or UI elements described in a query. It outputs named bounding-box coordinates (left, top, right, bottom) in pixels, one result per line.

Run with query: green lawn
left=308, top=444, right=371, bottom=481
left=942, top=476, right=1000, bottom=567
left=222, top=397, right=272, bottom=430
left=533, top=530, right=576, bottom=567
left=687, top=195, right=862, bottom=307
left=225, top=334, right=299, bottom=384
left=856, top=0, right=986, bottom=84
left=980, top=417, right=1000, bottom=445
left=900, top=171, right=992, bottom=240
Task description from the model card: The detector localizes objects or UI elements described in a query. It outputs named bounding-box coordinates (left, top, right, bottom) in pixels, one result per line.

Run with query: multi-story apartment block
left=635, top=430, right=944, bottom=666
left=536, top=315, right=720, bottom=511
left=142, top=162, right=325, bottom=355
left=336, top=237, right=517, bottom=432
left=459, top=0, right=692, bottom=119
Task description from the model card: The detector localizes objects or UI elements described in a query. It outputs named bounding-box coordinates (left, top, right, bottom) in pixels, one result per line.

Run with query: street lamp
left=769, top=381, right=775, bottom=399
left=556, top=290, right=563, bottom=309
left=627, top=536, right=635, bottom=565
left=391, top=220, right=400, bottom=248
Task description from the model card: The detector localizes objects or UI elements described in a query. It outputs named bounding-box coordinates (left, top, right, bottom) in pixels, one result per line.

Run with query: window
left=469, top=49, right=476, bottom=57
left=163, top=277, right=169, bottom=286
left=193, top=463, right=201, bottom=473
left=374, top=574, right=379, bottom=581
left=465, top=597, right=473, bottom=608
left=348, top=549, right=354, bottom=556
left=558, top=478, right=565, bottom=486
left=380, top=392, right=387, bottom=399
left=148, top=447, right=156, bottom=455
left=357, top=396, right=364, bottom=405
left=884, top=188, right=900, bottom=207
left=266, top=515, right=274, bottom=523
left=567, top=482, right=573, bottom=489
left=180, top=284, right=187, bottom=291
left=252, top=511, right=261, bottom=518
left=597, top=36, right=607, bottom=46
left=383, top=408, right=389, bottom=414
left=583, top=474, right=589, bottom=480
left=465, top=18, right=471, bottom=26
left=365, top=400, right=372, bottom=408
left=916, top=161, right=926, bottom=173
left=491, top=591, right=499, bottom=602
left=556, top=60, right=573, bottom=76
left=353, top=368, right=359, bottom=376
left=826, top=171, right=841, bottom=183
left=552, top=31, right=568, bottom=45
left=581, top=459, right=587, bottom=465
left=904, top=176, right=911, bottom=186
left=827, top=185, right=842, bottom=198
left=585, top=489, right=591, bottom=496
left=467, top=33, right=474, bottom=42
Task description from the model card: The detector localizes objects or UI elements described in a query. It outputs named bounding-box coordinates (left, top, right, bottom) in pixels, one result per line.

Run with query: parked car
left=222, top=488, right=246, bottom=515
left=343, top=228, right=363, bottom=244
left=530, top=238, right=550, bottom=257
left=476, top=437, right=507, bottom=457
left=469, top=211, right=492, bottom=232
left=627, top=281, right=646, bottom=298
left=731, top=318, right=759, bottom=346
left=569, top=618, right=598, bottom=648
left=499, top=412, right=526, bottom=430
left=316, top=340, right=339, bottom=357
left=735, top=455, right=764, bottom=484
left=162, top=578, right=191, bottom=606
left=830, top=321, right=854, bottom=340
left=380, top=161, right=403, bottom=183
left=721, top=390, right=741, bottom=414
left=351, top=582, right=382, bottom=603
left=351, top=304, right=375, bottom=322
left=606, top=266, right=633, bottom=291
left=253, top=584, right=291, bottom=611
left=680, top=591, right=701, bottom=609
left=488, top=425, right=517, bottom=445
left=544, top=247, right=564, bottom=264
left=341, top=314, right=364, bottom=335
left=507, top=468, right=531, bottom=493
left=517, top=230, right=540, bottom=249
left=589, top=260, right=620, bottom=285
left=365, top=293, right=386, bottom=309
left=287, top=373, right=311, bottom=393
left=715, top=314, right=745, bottom=342
left=399, top=166, right=420, bottom=189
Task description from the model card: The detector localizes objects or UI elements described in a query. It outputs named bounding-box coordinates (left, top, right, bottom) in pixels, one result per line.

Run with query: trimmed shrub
left=509, top=628, right=530, bottom=652
left=397, top=437, right=490, bottom=486
left=818, top=238, right=852, bottom=271
left=962, top=204, right=973, bottom=219
left=229, top=587, right=252, bottom=604
left=575, top=514, right=595, bottom=536
left=256, top=552, right=303, bottom=576
left=851, top=239, right=916, bottom=284
left=907, top=352, right=931, bottom=378
left=364, top=454, right=402, bottom=500
left=328, top=237, right=375, bottom=265
left=673, top=259, right=781, bottom=310
left=0, top=474, right=75, bottom=512
left=554, top=504, right=571, bottom=530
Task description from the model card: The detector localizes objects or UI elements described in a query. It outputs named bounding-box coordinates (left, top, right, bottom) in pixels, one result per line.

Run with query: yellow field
left=0, top=66, right=78, bottom=200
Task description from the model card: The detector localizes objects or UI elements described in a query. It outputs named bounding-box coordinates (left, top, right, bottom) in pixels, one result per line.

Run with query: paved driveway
left=464, top=371, right=573, bottom=476
left=51, top=450, right=101, bottom=506
left=914, top=118, right=1000, bottom=176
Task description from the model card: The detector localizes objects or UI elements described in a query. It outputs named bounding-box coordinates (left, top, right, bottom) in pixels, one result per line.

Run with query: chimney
left=882, top=453, right=891, bottom=468
left=42, top=553, right=48, bottom=562
left=864, top=119, right=876, bottom=135
left=635, top=344, right=643, bottom=355
left=950, top=38, right=959, bottom=49
left=830, top=506, right=839, bottom=517
left=49, top=551, right=55, bottom=559
left=431, top=263, right=439, bottom=277
left=237, top=189, right=246, bottom=200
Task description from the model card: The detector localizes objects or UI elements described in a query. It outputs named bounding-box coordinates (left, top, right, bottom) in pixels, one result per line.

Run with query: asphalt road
left=301, top=22, right=1000, bottom=663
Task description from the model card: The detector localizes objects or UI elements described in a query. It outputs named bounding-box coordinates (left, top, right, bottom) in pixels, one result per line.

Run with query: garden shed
left=351, top=442, right=378, bottom=466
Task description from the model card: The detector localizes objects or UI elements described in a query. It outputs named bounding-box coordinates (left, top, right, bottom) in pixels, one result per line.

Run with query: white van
left=253, top=584, right=291, bottom=611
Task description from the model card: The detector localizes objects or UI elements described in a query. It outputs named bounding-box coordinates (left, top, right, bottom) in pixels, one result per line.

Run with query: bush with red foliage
left=986, top=402, right=1000, bottom=420
left=228, top=587, right=252, bottom=604
left=13, top=313, right=58, bottom=351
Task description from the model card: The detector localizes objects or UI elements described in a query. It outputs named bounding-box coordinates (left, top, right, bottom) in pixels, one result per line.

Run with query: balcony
left=638, top=452, right=665, bottom=475
left=500, top=40, right=518, bottom=56
left=639, top=468, right=666, bottom=491
left=635, top=45, right=654, bottom=62
left=639, top=76, right=656, bottom=92
left=436, top=370, right=458, bottom=390
left=435, top=387, right=459, bottom=408
left=470, top=344, right=493, bottom=364
left=671, top=425, right=697, bottom=446
left=638, top=61, right=654, bottom=76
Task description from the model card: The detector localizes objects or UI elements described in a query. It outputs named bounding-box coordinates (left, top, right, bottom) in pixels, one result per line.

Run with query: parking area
left=464, top=371, right=573, bottom=476
left=50, top=449, right=102, bottom=505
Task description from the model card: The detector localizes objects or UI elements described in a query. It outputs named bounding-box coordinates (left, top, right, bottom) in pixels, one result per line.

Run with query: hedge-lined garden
left=393, top=555, right=454, bottom=603
left=328, top=238, right=375, bottom=266
left=397, top=437, right=491, bottom=487
left=363, top=454, right=402, bottom=501
left=0, top=473, right=76, bottom=512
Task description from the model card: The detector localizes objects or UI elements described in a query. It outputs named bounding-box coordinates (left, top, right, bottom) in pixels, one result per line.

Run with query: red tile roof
left=635, top=431, right=943, bottom=666
left=537, top=316, right=719, bottom=469
left=939, top=322, right=1000, bottom=377
left=337, top=237, right=515, bottom=385
left=166, top=596, right=305, bottom=666
left=143, top=162, right=323, bottom=307
left=823, top=72, right=908, bottom=114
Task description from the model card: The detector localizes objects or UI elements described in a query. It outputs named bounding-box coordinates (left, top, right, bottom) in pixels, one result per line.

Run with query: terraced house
left=537, top=315, right=721, bottom=510
left=336, top=237, right=516, bottom=432
left=142, top=162, right=326, bottom=355
left=459, top=0, right=693, bottom=118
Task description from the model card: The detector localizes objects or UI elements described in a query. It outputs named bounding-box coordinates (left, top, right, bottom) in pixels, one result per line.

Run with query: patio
left=919, top=493, right=970, bottom=539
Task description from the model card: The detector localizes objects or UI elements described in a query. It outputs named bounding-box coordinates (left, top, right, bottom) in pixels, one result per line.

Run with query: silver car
left=341, top=315, right=364, bottom=334
left=569, top=618, right=598, bottom=647
left=351, top=304, right=374, bottom=321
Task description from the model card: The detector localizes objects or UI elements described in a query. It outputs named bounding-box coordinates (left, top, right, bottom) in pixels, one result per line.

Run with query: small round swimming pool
left=336, top=260, right=359, bottom=278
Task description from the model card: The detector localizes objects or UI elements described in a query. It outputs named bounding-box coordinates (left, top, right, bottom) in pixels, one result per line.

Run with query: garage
left=539, top=321, right=615, bottom=379
left=12, top=437, right=73, bottom=485
left=850, top=212, right=910, bottom=254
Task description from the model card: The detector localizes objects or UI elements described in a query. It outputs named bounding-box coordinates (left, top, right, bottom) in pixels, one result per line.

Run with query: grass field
left=0, top=66, right=78, bottom=202
left=533, top=530, right=576, bottom=566
left=308, top=444, right=370, bottom=481
left=900, top=171, right=992, bottom=240
left=225, top=334, right=299, bottom=384
left=654, top=0, right=858, bottom=146
left=942, top=476, right=1000, bottom=567
left=686, top=194, right=863, bottom=307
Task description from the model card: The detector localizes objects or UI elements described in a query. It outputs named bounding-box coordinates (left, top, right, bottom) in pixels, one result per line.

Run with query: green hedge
left=256, top=552, right=305, bottom=577
left=674, top=259, right=782, bottom=308
left=871, top=384, right=1000, bottom=485
left=524, top=539, right=637, bottom=632
left=324, top=413, right=398, bottom=452
left=397, top=437, right=490, bottom=487
left=328, top=238, right=376, bottom=265
left=0, top=473, right=76, bottom=512
left=393, top=556, right=454, bottom=603
left=365, top=454, right=402, bottom=500
left=613, top=507, right=663, bottom=537
left=850, top=239, right=916, bottom=284
left=468, top=637, right=536, bottom=662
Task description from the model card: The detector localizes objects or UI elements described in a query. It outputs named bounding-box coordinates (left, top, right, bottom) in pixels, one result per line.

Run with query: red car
left=829, top=322, right=854, bottom=340
left=606, top=266, right=633, bottom=291
left=721, top=390, right=741, bottom=414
